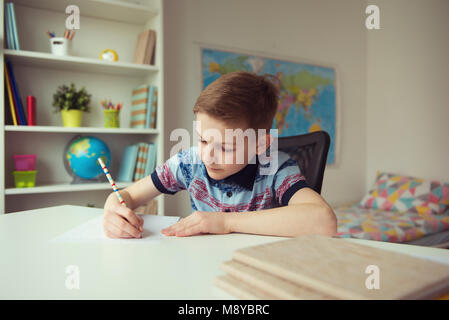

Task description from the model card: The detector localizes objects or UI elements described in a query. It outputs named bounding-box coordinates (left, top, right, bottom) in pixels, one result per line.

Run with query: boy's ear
left=256, top=132, right=274, bottom=156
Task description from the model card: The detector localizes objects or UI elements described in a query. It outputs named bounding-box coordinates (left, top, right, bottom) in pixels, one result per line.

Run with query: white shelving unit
left=4, top=49, right=160, bottom=76
left=1, top=0, right=165, bottom=214
left=5, top=125, right=159, bottom=134
left=5, top=181, right=133, bottom=195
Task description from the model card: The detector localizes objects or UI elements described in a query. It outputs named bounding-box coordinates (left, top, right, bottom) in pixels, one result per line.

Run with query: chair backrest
left=277, top=131, right=330, bottom=194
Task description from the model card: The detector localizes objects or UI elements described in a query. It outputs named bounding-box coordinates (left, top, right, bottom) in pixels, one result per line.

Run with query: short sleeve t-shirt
left=151, top=146, right=309, bottom=212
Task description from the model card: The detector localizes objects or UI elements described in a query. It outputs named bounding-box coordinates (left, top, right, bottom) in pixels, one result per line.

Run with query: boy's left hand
left=161, top=211, right=231, bottom=237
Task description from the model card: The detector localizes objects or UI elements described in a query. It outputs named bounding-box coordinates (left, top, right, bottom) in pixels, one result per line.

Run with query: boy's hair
left=193, top=71, right=280, bottom=131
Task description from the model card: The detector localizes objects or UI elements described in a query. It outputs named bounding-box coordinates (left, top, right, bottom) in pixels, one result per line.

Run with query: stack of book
left=215, top=234, right=449, bottom=299
left=133, top=29, right=156, bottom=65
left=130, top=84, right=158, bottom=129
left=4, top=61, right=28, bottom=125
left=4, top=2, right=20, bottom=50
left=117, top=142, right=157, bottom=182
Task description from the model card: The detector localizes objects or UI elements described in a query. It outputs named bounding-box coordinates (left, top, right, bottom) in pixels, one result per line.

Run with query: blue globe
left=64, top=136, right=111, bottom=180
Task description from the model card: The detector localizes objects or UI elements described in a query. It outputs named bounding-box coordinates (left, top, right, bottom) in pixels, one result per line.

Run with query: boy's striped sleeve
left=273, top=158, right=309, bottom=206
left=150, top=148, right=193, bottom=194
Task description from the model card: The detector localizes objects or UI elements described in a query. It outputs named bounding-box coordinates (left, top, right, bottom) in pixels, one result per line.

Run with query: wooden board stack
left=214, top=235, right=449, bottom=299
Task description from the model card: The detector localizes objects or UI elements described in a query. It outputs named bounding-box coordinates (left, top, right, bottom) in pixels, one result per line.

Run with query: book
left=117, top=144, right=139, bottom=182
left=133, top=142, right=148, bottom=181
left=7, top=3, right=15, bottom=49
left=133, top=30, right=150, bottom=64
left=9, top=3, right=20, bottom=50
left=4, top=63, right=18, bottom=125
left=132, top=29, right=156, bottom=65
left=144, top=86, right=154, bottom=129
left=144, top=142, right=157, bottom=177
left=4, top=81, right=13, bottom=125
left=139, top=143, right=149, bottom=179
left=133, top=143, right=143, bottom=181
left=144, top=30, right=156, bottom=65
left=5, top=61, right=27, bottom=125
left=4, top=3, right=13, bottom=49
left=144, top=85, right=157, bottom=129
left=219, top=234, right=449, bottom=300
left=149, top=86, right=158, bottom=129
left=130, top=84, right=149, bottom=128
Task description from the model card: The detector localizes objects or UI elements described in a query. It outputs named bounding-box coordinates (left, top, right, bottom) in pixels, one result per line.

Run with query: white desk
left=1, top=205, right=449, bottom=299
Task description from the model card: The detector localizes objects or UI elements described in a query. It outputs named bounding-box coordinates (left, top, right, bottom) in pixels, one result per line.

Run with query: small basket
left=13, top=170, right=37, bottom=188
left=13, top=154, right=36, bottom=171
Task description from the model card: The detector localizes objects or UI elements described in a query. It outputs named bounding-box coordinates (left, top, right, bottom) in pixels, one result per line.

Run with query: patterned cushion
left=358, top=171, right=449, bottom=215
left=335, top=206, right=449, bottom=243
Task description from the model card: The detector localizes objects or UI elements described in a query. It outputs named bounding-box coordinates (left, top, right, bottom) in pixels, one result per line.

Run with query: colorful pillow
left=358, top=171, right=449, bottom=215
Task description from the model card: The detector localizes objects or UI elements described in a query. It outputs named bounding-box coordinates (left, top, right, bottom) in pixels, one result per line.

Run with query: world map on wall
left=201, top=48, right=337, bottom=164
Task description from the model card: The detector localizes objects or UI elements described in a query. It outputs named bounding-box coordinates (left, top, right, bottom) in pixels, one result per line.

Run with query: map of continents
left=201, top=48, right=336, bottom=164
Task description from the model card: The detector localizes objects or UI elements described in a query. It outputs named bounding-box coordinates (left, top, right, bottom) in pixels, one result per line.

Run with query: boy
left=103, top=71, right=336, bottom=239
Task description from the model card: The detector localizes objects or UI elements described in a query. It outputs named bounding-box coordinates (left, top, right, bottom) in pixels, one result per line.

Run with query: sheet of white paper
left=50, top=215, right=180, bottom=244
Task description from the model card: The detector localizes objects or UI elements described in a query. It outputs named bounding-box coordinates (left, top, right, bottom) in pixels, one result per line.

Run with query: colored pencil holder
left=50, top=37, right=71, bottom=56
left=13, top=154, right=36, bottom=171
left=13, top=170, right=37, bottom=188
left=104, top=109, right=120, bottom=128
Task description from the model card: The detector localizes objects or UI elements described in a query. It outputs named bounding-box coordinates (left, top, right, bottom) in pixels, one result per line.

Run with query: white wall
left=366, top=0, right=449, bottom=188
left=163, top=0, right=367, bottom=215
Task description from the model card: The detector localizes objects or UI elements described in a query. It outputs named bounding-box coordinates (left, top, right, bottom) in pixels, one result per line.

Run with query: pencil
left=98, top=157, right=126, bottom=206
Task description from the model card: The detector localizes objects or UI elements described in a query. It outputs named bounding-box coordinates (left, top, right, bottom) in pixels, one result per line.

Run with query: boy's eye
left=199, top=138, right=234, bottom=152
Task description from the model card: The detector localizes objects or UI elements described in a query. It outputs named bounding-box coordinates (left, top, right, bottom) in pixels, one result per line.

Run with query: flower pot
left=61, top=109, right=83, bottom=127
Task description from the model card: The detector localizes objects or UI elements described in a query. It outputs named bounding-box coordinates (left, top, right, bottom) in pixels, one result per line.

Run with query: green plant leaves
left=52, top=82, right=92, bottom=113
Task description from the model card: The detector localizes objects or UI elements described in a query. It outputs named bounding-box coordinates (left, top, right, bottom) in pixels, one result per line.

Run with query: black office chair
left=277, top=131, right=330, bottom=194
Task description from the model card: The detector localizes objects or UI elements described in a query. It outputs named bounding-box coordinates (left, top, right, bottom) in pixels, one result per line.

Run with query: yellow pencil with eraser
left=98, top=157, right=126, bottom=206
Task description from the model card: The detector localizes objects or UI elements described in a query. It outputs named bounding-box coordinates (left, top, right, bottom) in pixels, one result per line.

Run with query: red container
left=27, top=96, right=36, bottom=126
left=13, top=154, right=36, bottom=171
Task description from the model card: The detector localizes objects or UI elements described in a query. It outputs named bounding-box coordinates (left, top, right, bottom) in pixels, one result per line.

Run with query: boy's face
left=195, top=112, right=259, bottom=180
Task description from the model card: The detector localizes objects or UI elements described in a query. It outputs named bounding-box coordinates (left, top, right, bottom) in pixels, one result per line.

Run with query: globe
left=64, top=135, right=111, bottom=181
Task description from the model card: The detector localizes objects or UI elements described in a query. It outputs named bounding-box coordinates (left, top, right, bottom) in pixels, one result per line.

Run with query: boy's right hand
left=103, top=194, right=144, bottom=239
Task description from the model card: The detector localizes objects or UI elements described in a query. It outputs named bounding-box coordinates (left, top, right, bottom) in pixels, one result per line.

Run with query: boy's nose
left=202, top=144, right=219, bottom=165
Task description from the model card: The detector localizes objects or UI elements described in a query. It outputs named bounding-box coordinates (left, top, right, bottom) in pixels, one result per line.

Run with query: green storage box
left=13, top=170, right=37, bottom=188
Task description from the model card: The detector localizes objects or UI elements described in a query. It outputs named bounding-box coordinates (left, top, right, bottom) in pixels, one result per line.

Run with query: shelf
left=5, top=125, right=159, bottom=135
left=1, top=0, right=164, bottom=214
left=4, top=50, right=159, bottom=77
left=5, top=181, right=133, bottom=195
left=11, top=0, right=158, bottom=25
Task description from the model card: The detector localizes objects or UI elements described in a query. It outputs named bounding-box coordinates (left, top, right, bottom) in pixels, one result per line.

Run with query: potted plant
left=52, top=83, right=91, bottom=127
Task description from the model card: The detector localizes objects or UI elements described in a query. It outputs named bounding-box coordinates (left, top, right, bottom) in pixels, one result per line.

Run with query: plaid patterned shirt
left=151, top=146, right=309, bottom=213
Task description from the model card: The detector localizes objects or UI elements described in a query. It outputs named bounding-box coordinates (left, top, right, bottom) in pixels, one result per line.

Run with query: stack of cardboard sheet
left=214, top=235, right=449, bottom=299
